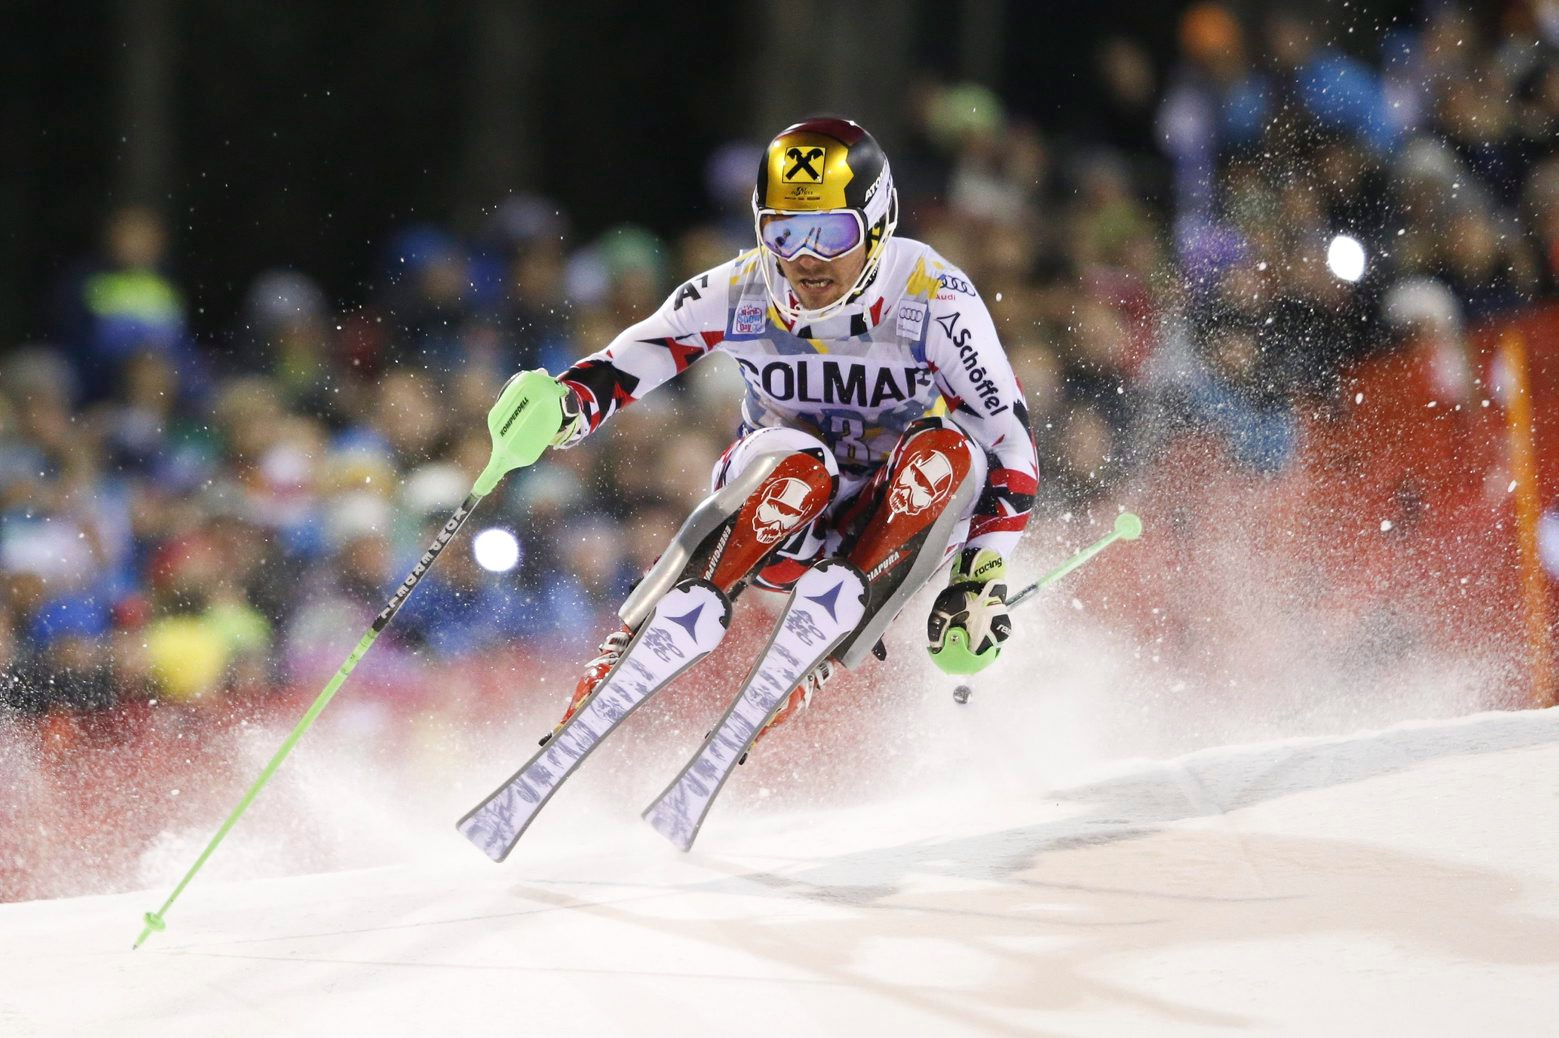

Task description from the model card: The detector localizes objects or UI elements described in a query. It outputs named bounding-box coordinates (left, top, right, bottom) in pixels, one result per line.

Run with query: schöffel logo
left=934, top=312, right=1010, bottom=416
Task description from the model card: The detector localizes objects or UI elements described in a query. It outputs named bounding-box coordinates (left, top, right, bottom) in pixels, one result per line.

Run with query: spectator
left=1261, top=11, right=1399, bottom=154
left=1438, top=208, right=1539, bottom=321
left=1, top=0, right=1554, bottom=742
left=1523, top=155, right=1559, bottom=291
left=57, top=206, right=191, bottom=402
left=1157, top=2, right=1257, bottom=232
left=487, top=195, right=577, bottom=375
left=378, top=225, right=480, bottom=373
left=1184, top=320, right=1301, bottom=474
left=244, top=269, right=342, bottom=418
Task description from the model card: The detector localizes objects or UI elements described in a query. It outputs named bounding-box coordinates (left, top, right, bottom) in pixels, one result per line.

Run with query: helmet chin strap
left=758, top=191, right=899, bottom=326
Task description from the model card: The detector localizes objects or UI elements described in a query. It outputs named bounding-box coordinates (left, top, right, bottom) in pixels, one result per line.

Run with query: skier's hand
left=927, top=547, right=1011, bottom=675
left=474, top=370, right=579, bottom=495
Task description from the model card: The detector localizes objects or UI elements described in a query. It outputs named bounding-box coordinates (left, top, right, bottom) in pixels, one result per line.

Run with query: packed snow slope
left=3, top=706, right=1557, bottom=1038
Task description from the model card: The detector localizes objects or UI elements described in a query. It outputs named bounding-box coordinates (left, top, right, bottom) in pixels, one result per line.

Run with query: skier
left=499, top=117, right=1038, bottom=749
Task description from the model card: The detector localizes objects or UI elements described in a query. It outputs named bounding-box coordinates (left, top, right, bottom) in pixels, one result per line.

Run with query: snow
left=3, top=707, right=1558, bottom=1037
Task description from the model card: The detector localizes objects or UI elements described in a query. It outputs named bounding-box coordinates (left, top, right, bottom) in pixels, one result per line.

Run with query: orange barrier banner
left=1500, top=329, right=1557, bottom=709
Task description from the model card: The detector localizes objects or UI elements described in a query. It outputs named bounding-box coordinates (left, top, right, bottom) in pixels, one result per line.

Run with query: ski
left=457, top=579, right=731, bottom=862
left=642, top=559, right=868, bottom=851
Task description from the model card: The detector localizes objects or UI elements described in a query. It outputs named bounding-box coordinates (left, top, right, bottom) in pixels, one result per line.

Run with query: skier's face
left=776, top=247, right=866, bottom=311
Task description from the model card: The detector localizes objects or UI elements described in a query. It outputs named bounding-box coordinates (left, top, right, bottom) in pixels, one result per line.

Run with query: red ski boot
left=748, top=658, right=835, bottom=755
left=542, top=623, right=632, bottom=743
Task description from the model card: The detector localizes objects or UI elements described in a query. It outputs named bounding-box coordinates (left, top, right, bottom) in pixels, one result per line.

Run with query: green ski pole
left=134, top=371, right=566, bottom=949
left=952, top=511, right=1143, bottom=704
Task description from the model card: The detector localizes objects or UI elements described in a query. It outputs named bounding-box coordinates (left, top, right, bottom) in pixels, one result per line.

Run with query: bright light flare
left=472, top=528, right=520, bottom=572
left=1327, top=234, right=1366, bottom=283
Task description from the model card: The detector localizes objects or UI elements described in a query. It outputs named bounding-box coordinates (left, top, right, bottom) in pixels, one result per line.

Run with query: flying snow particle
left=1380, top=520, right=1393, bottom=532
left=1327, top=234, right=1367, bottom=282
left=1540, top=513, right=1559, bottom=574
left=473, top=528, right=521, bottom=572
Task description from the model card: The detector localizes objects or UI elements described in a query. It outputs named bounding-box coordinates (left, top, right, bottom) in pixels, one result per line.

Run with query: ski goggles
left=757, top=209, right=866, bottom=261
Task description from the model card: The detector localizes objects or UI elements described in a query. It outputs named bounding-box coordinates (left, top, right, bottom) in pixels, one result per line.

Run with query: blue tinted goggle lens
left=759, top=211, right=864, bottom=260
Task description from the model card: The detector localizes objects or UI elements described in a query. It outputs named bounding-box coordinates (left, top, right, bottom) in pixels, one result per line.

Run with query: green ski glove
left=473, top=370, right=581, bottom=496
left=927, top=547, right=1011, bottom=676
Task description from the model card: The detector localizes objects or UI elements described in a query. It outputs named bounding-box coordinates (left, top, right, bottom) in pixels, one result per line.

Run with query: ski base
left=642, top=559, right=868, bottom=851
left=457, top=579, right=731, bottom=862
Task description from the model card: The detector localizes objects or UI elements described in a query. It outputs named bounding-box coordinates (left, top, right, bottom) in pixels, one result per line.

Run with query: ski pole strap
left=1006, top=511, right=1142, bottom=610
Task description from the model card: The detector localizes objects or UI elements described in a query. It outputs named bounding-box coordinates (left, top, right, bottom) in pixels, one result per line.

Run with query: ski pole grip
left=475, top=370, right=569, bottom=497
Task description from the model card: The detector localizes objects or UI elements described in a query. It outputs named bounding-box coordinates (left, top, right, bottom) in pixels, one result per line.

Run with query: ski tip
left=642, top=808, right=698, bottom=853
left=454, top=819, right=513, bottom=863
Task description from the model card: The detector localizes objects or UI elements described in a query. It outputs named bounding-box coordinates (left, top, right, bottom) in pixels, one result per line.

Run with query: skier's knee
left=710, top=450, right=834, bottom=591
left=882, top=420, right=976, bottom=520
left=622, top=447, right=835, bottom=625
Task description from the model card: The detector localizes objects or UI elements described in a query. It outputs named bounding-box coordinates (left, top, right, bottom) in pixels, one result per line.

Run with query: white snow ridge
left=3, top=708, right=1557, bottom=1037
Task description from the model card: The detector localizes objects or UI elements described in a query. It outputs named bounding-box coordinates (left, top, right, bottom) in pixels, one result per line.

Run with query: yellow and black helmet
left=752, top=117, right=899, bottom=320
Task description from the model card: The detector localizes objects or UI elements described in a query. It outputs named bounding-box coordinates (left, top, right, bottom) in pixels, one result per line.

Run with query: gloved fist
left=927, top=547, right=1011, bottom=675
left=474, top=370, right=579, bottom=496
left=551, top=383, right=584, bottom=447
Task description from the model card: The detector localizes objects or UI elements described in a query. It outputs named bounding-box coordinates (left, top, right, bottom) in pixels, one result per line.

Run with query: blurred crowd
left=2, top=0, right=1556, bottom=721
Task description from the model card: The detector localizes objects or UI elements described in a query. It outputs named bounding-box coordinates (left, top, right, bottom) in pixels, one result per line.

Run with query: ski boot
left=559, top=625, right=632, bottom=723
left=739, top=659, right=836, bottom=763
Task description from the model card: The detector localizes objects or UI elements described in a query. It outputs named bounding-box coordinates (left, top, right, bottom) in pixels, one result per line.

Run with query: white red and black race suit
left=557, top=237, right=1039, bottom=568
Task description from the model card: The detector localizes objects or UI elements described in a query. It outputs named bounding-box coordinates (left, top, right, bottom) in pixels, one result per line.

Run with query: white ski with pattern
left=643, top=560, right=868, bottom=851
left=458, top=580, right=730, bottom=861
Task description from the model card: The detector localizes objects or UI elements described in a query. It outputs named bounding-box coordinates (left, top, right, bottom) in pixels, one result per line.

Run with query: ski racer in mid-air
left=499, top=116, right=1038, bottom=751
